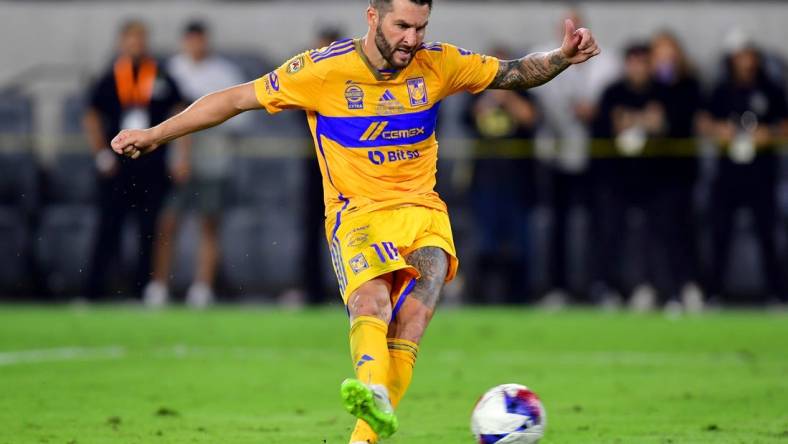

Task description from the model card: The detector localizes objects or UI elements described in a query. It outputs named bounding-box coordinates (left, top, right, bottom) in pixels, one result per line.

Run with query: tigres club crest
left=349, top=253, right=370, bottom=275
left=406, top=77, right=428, bottom=107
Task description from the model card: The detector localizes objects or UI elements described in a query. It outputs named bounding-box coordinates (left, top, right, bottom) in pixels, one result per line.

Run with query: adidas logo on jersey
left=376, top=89, right=406, bottom=115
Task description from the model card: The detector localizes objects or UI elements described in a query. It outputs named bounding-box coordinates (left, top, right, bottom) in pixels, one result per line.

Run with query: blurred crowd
left=461, top=9, right=788, bottom=311
left=0, top=7, right=786, bottom=311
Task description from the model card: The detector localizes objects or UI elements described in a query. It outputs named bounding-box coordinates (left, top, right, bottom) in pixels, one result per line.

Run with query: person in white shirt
left=143, top=20, right=246, bottom=308
left=531, top=7, right=619, bottom=307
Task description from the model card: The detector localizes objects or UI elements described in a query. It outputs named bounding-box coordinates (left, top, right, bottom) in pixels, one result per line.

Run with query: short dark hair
left=624, top=43, right=650, bottom=59
left=183, top=20, right=208, bottom=36
left=370, top=0, right=433, bottom=15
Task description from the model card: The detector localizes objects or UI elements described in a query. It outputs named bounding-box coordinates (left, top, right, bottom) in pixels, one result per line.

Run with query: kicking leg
left=350, top=247, right=449, bottom=443
left=344, top=276, right=398, bottom=441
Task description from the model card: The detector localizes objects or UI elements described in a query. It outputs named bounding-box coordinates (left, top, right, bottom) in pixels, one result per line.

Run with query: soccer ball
left=470, top=384, right=546, bottom=444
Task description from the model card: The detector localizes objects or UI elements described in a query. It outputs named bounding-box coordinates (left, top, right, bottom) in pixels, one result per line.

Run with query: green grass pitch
left=0, top=306, right=786, bottom=443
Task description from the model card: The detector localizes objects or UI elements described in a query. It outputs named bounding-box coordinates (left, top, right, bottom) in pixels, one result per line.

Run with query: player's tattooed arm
left=405, top=247, right=449, bottom=309
left=488, top=50, right=570, bottom=91
left=488, top=20, right=600, bottom=91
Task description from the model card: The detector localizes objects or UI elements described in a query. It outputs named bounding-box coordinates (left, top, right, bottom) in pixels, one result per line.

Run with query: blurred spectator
left=298, top=26, right=345, bottom=306
left=722, top=27, right=787, bottom=88
left=462, top=45, right=540, bottom=304
left=532, top=7, right=619, bottom=307
left=647, top=31, right=704, bottom=311
left=704, top=39, right=788, bottom=304
left=84, top=20, right=184, bottom=300
left=590, top=43, right=667, bottom=309
left=142, top=20, right=246, bottom=308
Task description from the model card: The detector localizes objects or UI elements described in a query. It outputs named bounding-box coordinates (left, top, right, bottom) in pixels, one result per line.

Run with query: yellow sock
left=349, top=420, right=377, bottom=444
left=347, top=316, right=391, bottom=444
left=386, top=338, right=418, bottom=408
left=348, top=339, right=419, bottom=444
left=349, top=316, right=390, bottom=386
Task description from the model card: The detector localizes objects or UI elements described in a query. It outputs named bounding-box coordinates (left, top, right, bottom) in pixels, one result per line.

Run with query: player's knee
left=348, top=278, right=392, bottom=323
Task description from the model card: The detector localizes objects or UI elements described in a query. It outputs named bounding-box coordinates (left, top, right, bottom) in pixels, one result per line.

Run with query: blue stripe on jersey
left=309, top=41, right=353, bottom=61
left=312, top=45, right=355, bottom=63
left=309, top=39, right=353, bottom=58
left=420, top=42, right=443, bottom=51
left=310, top=41, right=352, bottom=57
left=316, top=102, right=441, bottom=148
left=314, top=115, right=336, bottom=186
left=310, top=43, right=353, bottom=59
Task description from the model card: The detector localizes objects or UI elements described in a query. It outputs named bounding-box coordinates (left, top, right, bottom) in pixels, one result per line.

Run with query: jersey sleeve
left=440, top=43, right=500, bottom=97
left=253, top=52, right=323, bottom=113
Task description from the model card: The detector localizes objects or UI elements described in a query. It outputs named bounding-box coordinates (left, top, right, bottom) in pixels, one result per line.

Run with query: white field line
left=0, top=345, right=767, bottom=368
left=0, top=346, right=126, bottom=367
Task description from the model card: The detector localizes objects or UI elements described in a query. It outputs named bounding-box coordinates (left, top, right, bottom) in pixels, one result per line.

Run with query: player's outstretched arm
left=488, top=19, right=600, bottom=91
left=111, top=82, right=260, bottom=159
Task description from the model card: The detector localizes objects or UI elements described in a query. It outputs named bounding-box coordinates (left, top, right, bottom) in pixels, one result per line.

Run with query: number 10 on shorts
left=371, top=242, right=399, bottom=263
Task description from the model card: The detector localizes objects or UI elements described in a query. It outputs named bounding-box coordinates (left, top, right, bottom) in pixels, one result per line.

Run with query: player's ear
left=366, top=6, right=378, bottom=29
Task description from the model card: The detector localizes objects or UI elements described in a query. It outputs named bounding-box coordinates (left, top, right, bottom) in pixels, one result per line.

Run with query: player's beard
left=374, top=23, right=415, bottom=70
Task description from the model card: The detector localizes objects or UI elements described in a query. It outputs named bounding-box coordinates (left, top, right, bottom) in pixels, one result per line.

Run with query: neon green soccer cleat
left=340, top=378, right=399, bottom=439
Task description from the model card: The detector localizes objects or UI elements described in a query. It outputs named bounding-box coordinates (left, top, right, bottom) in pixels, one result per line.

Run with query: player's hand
left=110, top=128, right=159, bottom=159
left=560, top=19, right=600, bottom=65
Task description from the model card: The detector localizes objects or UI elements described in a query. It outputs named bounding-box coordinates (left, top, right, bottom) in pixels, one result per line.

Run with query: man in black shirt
left=706, top=42, right=788, bottom=303
left=591, top=43, right=666, bottom=308
left=84, top=20, right=185, bottom=300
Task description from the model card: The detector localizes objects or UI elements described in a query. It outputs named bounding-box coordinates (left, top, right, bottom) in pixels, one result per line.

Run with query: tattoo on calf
left=489, top=50, right=570, bottom=91
left=405, top=247, right=449, bottom=309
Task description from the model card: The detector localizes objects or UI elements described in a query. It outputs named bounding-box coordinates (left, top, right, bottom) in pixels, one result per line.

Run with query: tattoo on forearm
left=405, top=247, right=449, bottom=309
left=489, top=49, right=570, bottom=90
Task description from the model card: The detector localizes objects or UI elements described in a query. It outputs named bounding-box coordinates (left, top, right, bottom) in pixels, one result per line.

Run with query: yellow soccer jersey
left=253, top=39, right=499, bottom=232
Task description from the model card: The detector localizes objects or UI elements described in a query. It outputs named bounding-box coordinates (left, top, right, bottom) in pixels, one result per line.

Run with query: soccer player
left=110, top=0, right=600, bottom=442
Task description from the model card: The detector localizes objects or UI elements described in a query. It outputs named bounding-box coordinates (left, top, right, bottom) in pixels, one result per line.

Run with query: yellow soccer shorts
left=327, top=205, right=459, bottom=308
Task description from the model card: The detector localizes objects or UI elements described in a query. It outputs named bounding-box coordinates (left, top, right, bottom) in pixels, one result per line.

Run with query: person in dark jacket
left=646, top=31, right=704, bottom=311
left=84, top=20, right=185, bottom=300
left=705, top=40, right=788, bottom=304
left=590, top=43, right=666, bottom=309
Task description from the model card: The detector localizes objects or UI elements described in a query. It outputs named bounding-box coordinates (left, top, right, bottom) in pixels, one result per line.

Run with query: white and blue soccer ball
left=470, top=384, right=546, bottom=444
